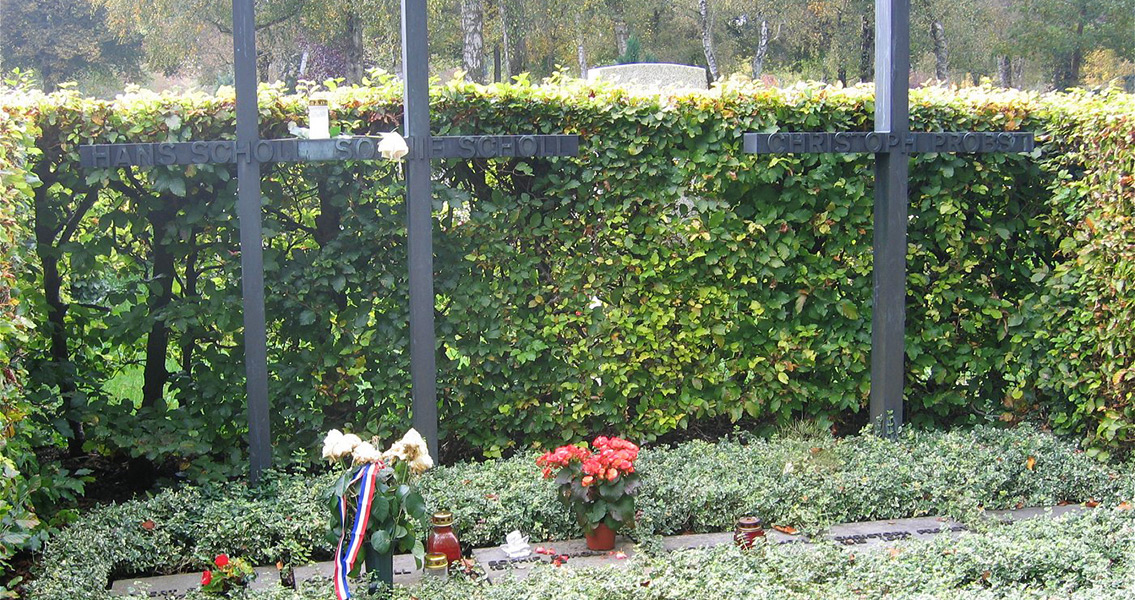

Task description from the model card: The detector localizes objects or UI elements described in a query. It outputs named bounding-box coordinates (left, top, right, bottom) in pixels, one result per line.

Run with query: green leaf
left=370, top=530, right=391, bottom=554
left=588, top=500, right=608, bottom=524
left=168, top=177, right=186, bottom=197
left=403, top=490, right=426, bottom=518
left=609, top=495, right=635, bottom=523
left=598, top=482, right=621, bottom=501
left=370, top=495, right=390, bottom=523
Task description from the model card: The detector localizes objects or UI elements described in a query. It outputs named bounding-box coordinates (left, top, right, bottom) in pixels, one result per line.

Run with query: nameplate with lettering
left=79, top=135, right=580, bottom=168
left=743, top=132, right=1035, bottom=154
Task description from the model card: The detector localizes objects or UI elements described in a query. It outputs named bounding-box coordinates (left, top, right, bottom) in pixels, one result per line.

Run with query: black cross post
left=78, top=0, right=578, bottom=481
left=742, top=0, right=1034, bottom=436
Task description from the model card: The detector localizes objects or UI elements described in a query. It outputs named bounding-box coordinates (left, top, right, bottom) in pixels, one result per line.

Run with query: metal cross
left=743, top=0, right=1034, bottom=435
left=78, top=0, right=578, bottom=481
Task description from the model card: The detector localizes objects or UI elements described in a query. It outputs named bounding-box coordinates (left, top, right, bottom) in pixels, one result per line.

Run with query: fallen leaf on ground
left=141, top=520, right=156, bottom=531
left=773, top=525, right=798, bottom=535
left=1085, top=500, right=1100, bottom=508
left=1119, top=502, right=1132, bottom=511
left=887, top=547, right=902, bottom=557
left=1026, top=456, right=1037, bottom=471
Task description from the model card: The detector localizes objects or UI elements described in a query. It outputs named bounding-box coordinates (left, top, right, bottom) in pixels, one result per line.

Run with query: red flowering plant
left=199, top=554, right=255, bottom=595
left=536, top=436, right=642, bottom=535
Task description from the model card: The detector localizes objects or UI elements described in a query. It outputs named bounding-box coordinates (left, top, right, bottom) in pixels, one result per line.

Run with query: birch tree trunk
left=751, top=19, right=770, bottom=77
left=576, top=15, right=589, bottom=77
left=500, top=0, right=512, bottom=79
left=614, top=21, right=630, bottom=57
left=698, top=0, right=719, bottom=80
left=344, top=10, right=364, bottom=84
left=998, top=56, right=1012, bottom=87
left=609, top=0, right=629, bottom=57
left=461, top=0, right=486, bottom=83
left=859, top=16, right=874, bottom=82
left=930, top=21, right=948, bottom=82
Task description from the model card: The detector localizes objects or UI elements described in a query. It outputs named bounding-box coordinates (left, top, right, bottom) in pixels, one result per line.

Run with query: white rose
left=352, top=441, right=384, bottom=464
left=332, top=433, right=362, bottom=458
left=381, top=428, right=433, bottom=474
left=399, top=428, right=428, bottom=455
left=378, top=132, right=409, bottom=161
left=408, top=451, right=434, bottom=475
left=322, top=429, right=345, bottom=460
left=381, top=444, right=409, bottom=463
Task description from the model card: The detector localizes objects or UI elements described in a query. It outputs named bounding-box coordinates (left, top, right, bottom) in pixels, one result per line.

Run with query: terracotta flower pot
left=585, top=522, right=616, bottom=550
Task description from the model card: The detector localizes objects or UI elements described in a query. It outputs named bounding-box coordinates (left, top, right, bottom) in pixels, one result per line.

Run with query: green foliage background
left=2, top=79, right=1132, bottom=479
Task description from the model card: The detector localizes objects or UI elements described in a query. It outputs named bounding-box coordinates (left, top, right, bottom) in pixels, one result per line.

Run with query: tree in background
left=0, top=0, right=142, bottom=91
left=6, top=0, right=1131, bottom=107
left=1010, top=0, right=1134, bottom=90
left=460, top=0, right=486, bottom=82
left=97, top=0, right=305, bottom=83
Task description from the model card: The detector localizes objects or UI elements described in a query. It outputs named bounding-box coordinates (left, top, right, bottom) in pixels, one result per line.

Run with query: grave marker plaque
left=79, top=0, right=579, bottom=479
left=742, top=0, right=1035, bottom=435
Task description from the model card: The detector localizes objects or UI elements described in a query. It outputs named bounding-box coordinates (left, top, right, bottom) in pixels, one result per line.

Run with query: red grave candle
left=426, top=511, right=462, bottom=564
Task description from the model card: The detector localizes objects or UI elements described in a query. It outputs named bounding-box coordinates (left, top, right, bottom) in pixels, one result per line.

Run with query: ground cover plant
left=24, top=426, right=1134, bottom=599
left=396, top=508, right=1135, bottom=600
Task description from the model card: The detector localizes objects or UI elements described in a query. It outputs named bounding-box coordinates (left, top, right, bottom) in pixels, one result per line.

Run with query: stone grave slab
left=110, top=556, right=421, bottom=597
left=291, top=553, right=423, bottom=586
left=587, top=63, right=708, bottom=91
left=110, top=566, right=278, bottom=598
left=472, top=536, right=637, bottom=582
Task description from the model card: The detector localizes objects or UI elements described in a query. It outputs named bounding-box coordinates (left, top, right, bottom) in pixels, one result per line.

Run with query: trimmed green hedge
left=15, top=80, right=1135, bottom=477
left=25, top=427, right=1133, bottom=599
left=1010, top=90, right=1135, bottom=459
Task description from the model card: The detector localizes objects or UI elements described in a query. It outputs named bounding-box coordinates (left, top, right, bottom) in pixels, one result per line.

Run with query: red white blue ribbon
left=333, top=463, right=380, bottom=600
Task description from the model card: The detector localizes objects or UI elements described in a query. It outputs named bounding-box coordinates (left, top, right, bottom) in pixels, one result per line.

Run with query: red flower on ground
left=214, top=554, right=230, bottom=568
left=201, top=570, right=212, bottom=586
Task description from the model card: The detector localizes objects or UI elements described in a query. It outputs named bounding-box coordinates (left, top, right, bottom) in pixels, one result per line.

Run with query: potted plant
left=200, top=554, right=255, bottom=596
left=322, top=428, right=433, bottom=596
left=537, top=436, right=641, bottom=550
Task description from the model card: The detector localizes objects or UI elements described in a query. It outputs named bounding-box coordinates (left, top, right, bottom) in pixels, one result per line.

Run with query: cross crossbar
left=79, top=135, right=579, bottom=168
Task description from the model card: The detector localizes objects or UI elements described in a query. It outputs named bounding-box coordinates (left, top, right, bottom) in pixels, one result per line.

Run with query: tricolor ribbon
left=333, top=463, right=381, bottom=600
